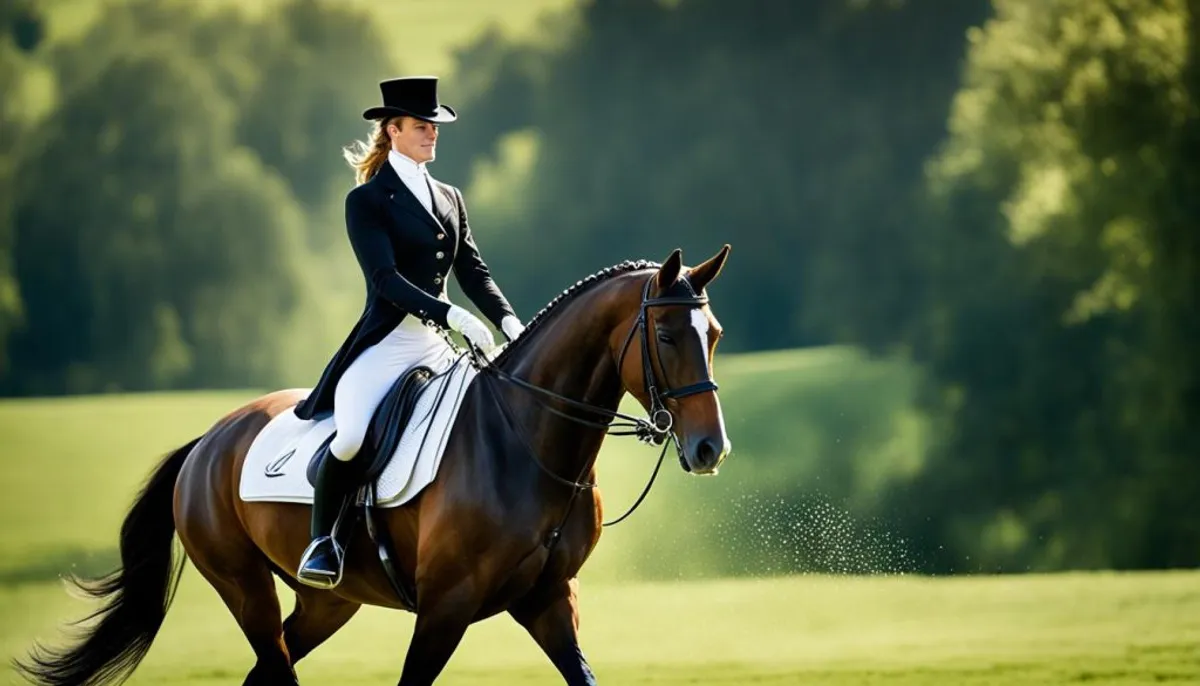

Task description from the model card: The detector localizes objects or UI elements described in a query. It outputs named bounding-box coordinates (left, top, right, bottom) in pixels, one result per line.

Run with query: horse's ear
left=657, top=248, right=683, bottom=290
left=688, top=243, right=731, bottom=293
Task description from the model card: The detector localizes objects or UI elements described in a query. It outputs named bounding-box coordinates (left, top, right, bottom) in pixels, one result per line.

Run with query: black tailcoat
left=293, top=162, right=516, bottom=420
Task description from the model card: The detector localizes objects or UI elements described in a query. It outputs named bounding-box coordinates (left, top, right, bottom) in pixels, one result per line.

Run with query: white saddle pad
left=239, top=355, right=478, bottom=508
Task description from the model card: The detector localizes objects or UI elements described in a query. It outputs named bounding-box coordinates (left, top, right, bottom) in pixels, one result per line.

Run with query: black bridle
left=470, top=272, right=718, bottom=534
left=616, top=272, right=721, bottom=431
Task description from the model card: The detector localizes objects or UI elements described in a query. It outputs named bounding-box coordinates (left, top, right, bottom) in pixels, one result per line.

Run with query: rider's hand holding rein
left=501, top=313, right=525, bottom=342
left=448, top=308, right=523, bottom=357
left=448, top=304, right=495, bottom=354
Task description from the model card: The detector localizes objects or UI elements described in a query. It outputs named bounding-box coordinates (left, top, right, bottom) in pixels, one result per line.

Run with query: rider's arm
left=346, top=186, right=451, bottom=328
left=451, top=188, right=518, bottom=330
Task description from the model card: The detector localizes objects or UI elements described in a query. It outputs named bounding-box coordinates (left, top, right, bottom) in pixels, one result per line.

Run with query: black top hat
left=362, top=76, right=457, bottom=123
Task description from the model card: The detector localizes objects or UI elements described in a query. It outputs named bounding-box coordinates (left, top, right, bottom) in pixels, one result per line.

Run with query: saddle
left=308, top=365, right=435, bottom=610
left=305, top=365, right=435, bottom=490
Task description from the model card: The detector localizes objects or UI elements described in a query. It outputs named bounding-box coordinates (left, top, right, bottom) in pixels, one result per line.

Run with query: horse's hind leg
left=282, top=585, right=361, bottom=664
left=178, top=485, right=298, bottom=683
left=189, top=554, right=299, bottom=686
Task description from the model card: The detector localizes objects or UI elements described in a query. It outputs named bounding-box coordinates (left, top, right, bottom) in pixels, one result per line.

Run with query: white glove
left=501, top=315, right=525, bottom=342
left=446, top=305, right=496, bottom=354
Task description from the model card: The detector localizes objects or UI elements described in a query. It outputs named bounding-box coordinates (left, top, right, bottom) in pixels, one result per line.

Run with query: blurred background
left=2, top=0, right=1199, bottom=683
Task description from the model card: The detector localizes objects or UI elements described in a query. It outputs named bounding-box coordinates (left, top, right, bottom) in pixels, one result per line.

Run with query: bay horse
left=17, top=246, right=732, bottom=686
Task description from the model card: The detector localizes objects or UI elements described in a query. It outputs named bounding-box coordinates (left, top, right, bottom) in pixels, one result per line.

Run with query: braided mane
left=491, top=259, right=660, bottom=367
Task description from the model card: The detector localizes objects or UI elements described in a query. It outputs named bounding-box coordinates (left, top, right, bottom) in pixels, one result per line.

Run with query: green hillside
left=0, top=345, right=920, bottom=584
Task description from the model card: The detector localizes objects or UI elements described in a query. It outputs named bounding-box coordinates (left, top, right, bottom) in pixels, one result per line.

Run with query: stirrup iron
left=297, top=536, right=344, bottom=589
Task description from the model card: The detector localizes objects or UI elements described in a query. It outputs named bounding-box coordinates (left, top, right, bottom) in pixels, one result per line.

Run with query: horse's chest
left=481, top=522, right=598, bottom=611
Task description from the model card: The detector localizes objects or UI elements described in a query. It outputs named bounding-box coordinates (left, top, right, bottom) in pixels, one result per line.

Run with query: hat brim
left=362, top=104, right=457, bottom=123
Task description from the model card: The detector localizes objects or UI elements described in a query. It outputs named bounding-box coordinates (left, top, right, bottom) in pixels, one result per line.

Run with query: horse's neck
left=500, top=279, right=635, bottom=481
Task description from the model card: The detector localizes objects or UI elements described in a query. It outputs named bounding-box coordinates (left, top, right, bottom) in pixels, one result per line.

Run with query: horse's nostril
left=696, top=438, right=718, bottom=465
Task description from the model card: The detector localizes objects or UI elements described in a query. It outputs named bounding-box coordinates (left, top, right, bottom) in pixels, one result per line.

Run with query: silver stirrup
left=296, top=537, right=344, bottom=590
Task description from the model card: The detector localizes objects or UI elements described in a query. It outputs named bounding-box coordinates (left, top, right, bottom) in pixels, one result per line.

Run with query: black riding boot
left=296, top=444, right=357, bottom=589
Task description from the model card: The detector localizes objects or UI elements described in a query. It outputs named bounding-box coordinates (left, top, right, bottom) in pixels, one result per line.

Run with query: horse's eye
left=657, top=333, right=675, bottom=346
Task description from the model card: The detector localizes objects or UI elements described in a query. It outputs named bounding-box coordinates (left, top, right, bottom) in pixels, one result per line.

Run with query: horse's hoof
left=243, top=662, right=300, bottom=686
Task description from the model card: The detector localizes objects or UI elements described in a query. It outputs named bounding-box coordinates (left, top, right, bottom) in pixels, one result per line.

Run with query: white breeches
left=329, top=317, right=456, bottom=461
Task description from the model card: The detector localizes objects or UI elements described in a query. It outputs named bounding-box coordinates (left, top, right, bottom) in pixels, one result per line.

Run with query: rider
left=292, top=76, right=525, bottom=589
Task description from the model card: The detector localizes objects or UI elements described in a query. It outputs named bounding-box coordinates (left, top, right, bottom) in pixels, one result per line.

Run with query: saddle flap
left=306, top=365, right=436, bottom=488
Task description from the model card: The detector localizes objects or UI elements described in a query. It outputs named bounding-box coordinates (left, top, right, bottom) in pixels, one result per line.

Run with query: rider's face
left=388, top=117, right=439, bottom=164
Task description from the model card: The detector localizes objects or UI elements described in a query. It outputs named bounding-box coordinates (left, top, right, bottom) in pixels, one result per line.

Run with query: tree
left=2, top=0, right=409, bottom=394
left=0, top=0, right=43, bottom=377
left=8, top=38, right=305, bottom=393
left=233, top=0, right=395, bottom=240
left=899, top=0, right=1200, bottom=571
left=449, top=0, right=989, bottom=353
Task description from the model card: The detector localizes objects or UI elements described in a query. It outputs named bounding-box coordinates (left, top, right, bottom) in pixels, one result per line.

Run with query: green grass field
left=2, top=348, right=1197, bottom=684
left=6, top=570, right=1198, bottom=684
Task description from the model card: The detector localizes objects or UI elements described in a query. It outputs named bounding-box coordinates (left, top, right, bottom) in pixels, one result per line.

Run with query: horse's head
left=615, top=245, right=732, bottom=475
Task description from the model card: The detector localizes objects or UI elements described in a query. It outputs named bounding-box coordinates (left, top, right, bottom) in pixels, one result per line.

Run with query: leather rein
left=470, top=273, right=718, bottom=531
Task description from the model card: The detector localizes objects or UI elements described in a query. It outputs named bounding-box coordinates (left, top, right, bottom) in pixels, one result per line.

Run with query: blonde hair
left=343, top=117, right=397, bottom=185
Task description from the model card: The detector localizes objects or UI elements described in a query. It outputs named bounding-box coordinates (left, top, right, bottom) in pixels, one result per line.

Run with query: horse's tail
left=14, top=437, right=200, bottom=686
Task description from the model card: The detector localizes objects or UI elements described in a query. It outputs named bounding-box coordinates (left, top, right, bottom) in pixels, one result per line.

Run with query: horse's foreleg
left=396, top=582, right=480, bottom=686
left=509, top=579, right=597, bottom=685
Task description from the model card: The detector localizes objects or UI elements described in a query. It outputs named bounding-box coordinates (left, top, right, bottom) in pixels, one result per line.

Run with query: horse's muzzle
left=683, top=435, right=729, bottom=475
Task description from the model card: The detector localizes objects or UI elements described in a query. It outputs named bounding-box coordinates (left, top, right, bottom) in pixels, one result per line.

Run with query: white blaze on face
left=689, top=309, right=732, bottom=458
left=688, top=308, right=710, bottom=348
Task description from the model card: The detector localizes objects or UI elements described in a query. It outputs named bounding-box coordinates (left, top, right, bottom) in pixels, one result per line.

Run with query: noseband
left=474, top=272, right=716, bottom=530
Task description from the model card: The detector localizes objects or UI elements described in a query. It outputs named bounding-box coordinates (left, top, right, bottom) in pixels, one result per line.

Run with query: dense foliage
left=3, top=0, right=1196, bottom=572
